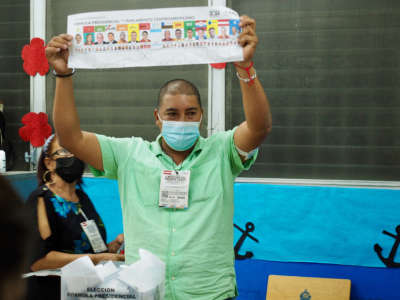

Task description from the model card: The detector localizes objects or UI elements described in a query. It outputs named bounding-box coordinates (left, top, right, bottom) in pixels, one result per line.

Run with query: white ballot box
left=60, top=249, right=165, bottom=300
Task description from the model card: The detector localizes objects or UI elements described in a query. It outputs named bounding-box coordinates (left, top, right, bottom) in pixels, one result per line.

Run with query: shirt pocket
left=128, top=161, right=161, bottom=207
left=189, top=157, right=224, bottom=204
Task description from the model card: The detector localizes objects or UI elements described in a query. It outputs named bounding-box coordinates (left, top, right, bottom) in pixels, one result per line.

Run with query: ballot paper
left=61, top=256, right=104, bottom=293
left=118, top=249, right=165, bottom=296
left=67, top=6, right=243, bottom=69
left=22, top=269, right=61, bottom=278
left=60, top=249, right=165, bottom=300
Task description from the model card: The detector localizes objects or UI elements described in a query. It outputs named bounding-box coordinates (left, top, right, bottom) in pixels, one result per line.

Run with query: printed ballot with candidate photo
left=67, top=7, right=243, bottom=68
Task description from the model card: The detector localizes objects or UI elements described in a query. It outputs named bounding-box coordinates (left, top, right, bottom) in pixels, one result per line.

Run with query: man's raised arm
left=46, top=34, right=104, bottom=171
left=233, top=16, right=272, bottom=159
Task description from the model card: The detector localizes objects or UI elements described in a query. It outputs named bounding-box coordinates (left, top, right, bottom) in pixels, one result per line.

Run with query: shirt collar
left=151, top=134, right=204, bottom=157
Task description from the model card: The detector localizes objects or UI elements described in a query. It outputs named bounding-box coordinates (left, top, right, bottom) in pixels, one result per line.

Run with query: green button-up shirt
left=91, top=129, right=257, bottom=300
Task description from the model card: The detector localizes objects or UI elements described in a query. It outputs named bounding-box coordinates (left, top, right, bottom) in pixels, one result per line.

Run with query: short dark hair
left=158, top=79, right=202, bottom=108
left=0, top=175, right=32, bottom=289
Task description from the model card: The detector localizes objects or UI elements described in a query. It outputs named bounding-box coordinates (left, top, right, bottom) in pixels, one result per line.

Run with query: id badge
left=80, top=220, right=108, bottom=253
left=159, top=170, right=190, bottom=209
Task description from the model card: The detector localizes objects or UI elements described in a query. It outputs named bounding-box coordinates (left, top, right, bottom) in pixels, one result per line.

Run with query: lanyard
left=53, top=193, right=107, bottom=253
left=79, top=208, right=89, bottom=221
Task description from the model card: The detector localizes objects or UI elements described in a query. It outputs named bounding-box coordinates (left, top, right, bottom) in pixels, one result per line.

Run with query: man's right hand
left=46, top=34, right=73, bottom=74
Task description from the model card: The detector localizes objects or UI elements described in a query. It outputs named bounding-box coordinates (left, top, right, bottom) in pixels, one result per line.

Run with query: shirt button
left=171, top=276, right=175, bottom=281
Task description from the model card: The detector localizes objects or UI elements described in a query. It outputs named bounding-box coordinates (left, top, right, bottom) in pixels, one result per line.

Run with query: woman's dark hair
left=0, top=175, right=32, bottom=288
left=36, top=134, right=84, bottom=187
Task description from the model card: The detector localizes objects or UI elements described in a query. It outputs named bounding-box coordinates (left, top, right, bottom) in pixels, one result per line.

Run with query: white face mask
left=158, top=114, right=202, bottom=151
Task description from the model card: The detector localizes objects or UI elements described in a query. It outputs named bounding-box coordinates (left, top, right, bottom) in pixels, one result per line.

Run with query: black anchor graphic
left=234, top=222, right=259, bottom=260
left=374, top=225, right=400, bottom=268
left=300, top=289, right=311, bottom=300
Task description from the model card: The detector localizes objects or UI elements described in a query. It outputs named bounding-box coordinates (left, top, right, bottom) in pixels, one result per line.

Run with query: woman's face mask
left=158, top=114, right=202, bottom=151
left=55, top=157, right=85, bottom=183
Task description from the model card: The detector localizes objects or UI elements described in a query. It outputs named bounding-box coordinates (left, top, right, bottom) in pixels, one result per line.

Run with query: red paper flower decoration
left=21, top=38, right=49, bottom=76
left=210, top=63, right=227, bottom=69
left=19, top=112, right=52, bottom=147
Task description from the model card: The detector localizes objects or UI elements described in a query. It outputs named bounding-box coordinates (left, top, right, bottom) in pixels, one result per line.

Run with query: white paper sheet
left=67, top=6, right=243, bottom=69
left=22, top=269, right=61, bottom=278
left=61, top=256, right=103, bottom=293
left=118, top=249, right=165, bottom=293
left=59, top=250, right=165, bottom=300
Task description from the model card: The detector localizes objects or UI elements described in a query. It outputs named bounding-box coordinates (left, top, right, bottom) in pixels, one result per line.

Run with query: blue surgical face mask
left=158, top=114, right=202, bottom=151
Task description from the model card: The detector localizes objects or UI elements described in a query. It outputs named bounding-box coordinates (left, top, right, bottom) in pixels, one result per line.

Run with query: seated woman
left=25, top=134, right=124, bottom=300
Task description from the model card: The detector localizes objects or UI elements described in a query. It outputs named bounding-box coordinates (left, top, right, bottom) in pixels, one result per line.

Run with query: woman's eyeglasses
left=49, top=148, right=73, bottom=157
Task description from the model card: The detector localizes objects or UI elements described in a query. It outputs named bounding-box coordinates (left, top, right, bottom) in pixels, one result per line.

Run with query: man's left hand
left=236, top=15, right=258, bottom=67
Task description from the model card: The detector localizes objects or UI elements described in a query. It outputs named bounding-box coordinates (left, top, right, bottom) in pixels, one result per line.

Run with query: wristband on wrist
left=233, top=61, right=256, bottom=85
left=235, top=144, right=258, bottom=160
left=236, top=70, right=257, bottom=84
left=52, top=68, right=76, bottom=78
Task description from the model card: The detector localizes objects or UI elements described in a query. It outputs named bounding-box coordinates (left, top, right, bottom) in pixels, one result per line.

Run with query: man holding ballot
left=46, top=14, right=271, bottom=300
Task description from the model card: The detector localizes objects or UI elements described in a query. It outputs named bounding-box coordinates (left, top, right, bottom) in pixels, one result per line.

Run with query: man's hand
left=236, top=15, right=258, bottom=67
left=45, top=34, right=73, bottom=74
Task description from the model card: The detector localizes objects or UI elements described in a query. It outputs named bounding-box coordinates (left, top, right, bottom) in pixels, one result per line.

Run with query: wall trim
left=207, top=0, right=226, bottom=136
left=235, top=177, right=400, bottom=189
left=29, top=0, right=46, bottom=169
left=5, top=171, right=398, bottom=190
